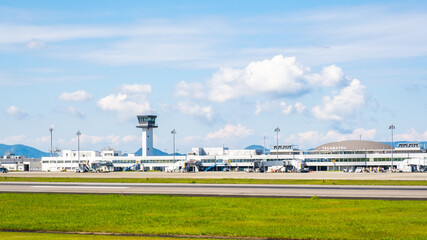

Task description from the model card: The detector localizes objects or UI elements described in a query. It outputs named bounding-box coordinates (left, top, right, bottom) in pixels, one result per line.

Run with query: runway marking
left=32, top=186, right=128, bottom=189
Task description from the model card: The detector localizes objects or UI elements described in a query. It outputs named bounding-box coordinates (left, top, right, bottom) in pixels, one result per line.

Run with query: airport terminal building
left=41, top=115, right=427, bottom=173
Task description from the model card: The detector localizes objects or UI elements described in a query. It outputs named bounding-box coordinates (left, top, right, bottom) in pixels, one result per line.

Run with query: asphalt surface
left=4, top=171, right=427, bottom=180
left=1, top=182, right=426, bottom=200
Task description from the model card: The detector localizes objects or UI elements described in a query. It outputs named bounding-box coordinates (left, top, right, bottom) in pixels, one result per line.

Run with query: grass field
left=1, top=176, right=426, bottom=185
left=0, top=232, right=221, bottom=240
left=0, top=193, right=426, bottom=239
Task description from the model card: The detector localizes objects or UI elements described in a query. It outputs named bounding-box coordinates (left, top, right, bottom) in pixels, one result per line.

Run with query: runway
left=1, top=182, right=426, bottom=200
left=5, top=171, right=427, bottom=180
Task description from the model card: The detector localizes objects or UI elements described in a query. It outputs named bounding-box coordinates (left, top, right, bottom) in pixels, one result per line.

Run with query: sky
left=1, top=0, right=427, bottom=154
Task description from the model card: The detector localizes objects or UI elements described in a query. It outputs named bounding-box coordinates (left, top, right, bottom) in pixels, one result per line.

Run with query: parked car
left=0, top=167, right=8, bottom=173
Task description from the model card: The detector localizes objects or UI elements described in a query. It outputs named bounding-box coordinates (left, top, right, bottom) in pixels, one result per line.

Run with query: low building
left=1, top=153, right=41, bottom=171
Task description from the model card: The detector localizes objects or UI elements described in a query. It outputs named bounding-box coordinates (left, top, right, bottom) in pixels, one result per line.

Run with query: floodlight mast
left=76, top=130, right=81, bottom=165
left=389, top=124, right=395, bottom=172
left=49, top=127, right=54, bottom=157
left=274, top=127, right=280, bottom=161
left=263, top=136, right=266, bottom=155
left=171, top=129, right=177, bottom=162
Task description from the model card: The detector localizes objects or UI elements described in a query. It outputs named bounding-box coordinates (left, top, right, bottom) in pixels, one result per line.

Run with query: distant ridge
left=134, top=148, right=185, bottom=156
left=0, top=144, right=50, bottom=158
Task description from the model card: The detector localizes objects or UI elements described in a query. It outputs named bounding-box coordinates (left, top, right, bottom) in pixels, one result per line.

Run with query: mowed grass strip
left=0, top=193, right=426, bottom=240
left=0, top=232, right=223, bottom=240
left=1, top=176, right=426, bottom=186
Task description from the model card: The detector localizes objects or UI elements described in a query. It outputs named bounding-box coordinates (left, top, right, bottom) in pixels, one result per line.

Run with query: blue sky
left=1, top=0, right=426, bottom=154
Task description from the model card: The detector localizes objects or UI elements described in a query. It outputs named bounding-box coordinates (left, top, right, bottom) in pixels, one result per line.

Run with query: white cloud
left=5, top=106, right=28, bottom=120
left=395, top=128, right=427, bottom=141
left=122, top=135, right=138, bottom=143
left=0, top=134, right=26, bottom=144
left=176, top=101, right=213, bottom=121
left=312, top=79, right=366, bottom=121
left=206, top=124, right=252, bottom=140
left=255, top=101, right=268, bottom=115
left=176, top=55, right=356, bottom=105
left=119, top=84, right=151, bottom=94
left=26, top=38, right=45, bottom=49
left=286, top=128, right=377, bottom=149
left=174, top=81, right=205, bottom=99
left=294, top=102, right=306, bottom=114
left=34, top=135, right=50, bottom=144
left=255, top=100, right=305, bottom=115
left=58, top=90, right=92, bottom=102
left=305, top=64, right=344, bottom=87
left=56, top=106, right=86, bottom=118
left=71, top=134, right=121, bottom=146
left=97, top=84, right=152, bottom=121
left=207, top=55, right=307, bottom=102
left=280, top=102, right=293, bottom=115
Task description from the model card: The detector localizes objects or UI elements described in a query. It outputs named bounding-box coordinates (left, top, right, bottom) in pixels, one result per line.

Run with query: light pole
left=263, top=136, right=266, bottom=155
left=171, top=129, right=176, bottom=162
left=274, top=127, right=280, bottom=161
left=76, top=131, right=81, bottom=166
left=49, top=127, right=53, bottom=157
left=389, top=124, right=395, bottom=172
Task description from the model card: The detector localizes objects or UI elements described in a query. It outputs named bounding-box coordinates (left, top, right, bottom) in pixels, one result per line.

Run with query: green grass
left=0, top=232, right=218, bottom=240
left=1, top=176, right=426, bottom=185
left=0, top=193, right=426, bottom=239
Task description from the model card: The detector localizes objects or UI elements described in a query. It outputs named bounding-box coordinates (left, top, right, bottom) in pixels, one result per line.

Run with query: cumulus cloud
left=286, top=128, right=377, bottom=148
left=58, top=90, right=92, bottom=102
left=5, top=106, right=28, bottom=120
left=176, top=55, right=351, bottom=105
left=26, top=38, right=45, bottom=49
left=119, top=84, right=151, bottom=94
left=122, top=135, right=138, bottom=143
left=71, top=134, right=121, bottom=146
left=280, top=102, right=293, bottom=115
left=255, top=101, right=306, bottom=115
left=174, top=81, right=205, bottom=99
left=312, top=79, right=366, bottom=121
left=56, top=106, right=86, bottom=118
left=395, top=128, right=427, bottom=141
left=207, top=55, right=307, bottom=102
left=206, top=124, right=252, bottom=140
left=176, top=101, right=213, bottom=121
left=294, top=102, right=306, bottom=114
left=0, top=134, right=26, bottom=144
left=305, top=64, right=344, bottom=87
left=97, top=83, right=152, bottom=121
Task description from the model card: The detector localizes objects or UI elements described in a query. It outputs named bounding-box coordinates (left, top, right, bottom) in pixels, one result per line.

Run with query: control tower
left=136, top=115, right=158, bottom=157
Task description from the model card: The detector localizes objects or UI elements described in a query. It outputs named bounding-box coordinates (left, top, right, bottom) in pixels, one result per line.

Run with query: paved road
left=4, top=171, right=427, bottom=180
left=1, top=182, right=426, bottom=200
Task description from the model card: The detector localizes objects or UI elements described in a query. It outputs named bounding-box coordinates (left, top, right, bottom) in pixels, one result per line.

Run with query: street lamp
left=76, top=131, right=81, bottom=165
left=274, top=127, right=280, bottom=161
left=389, top=124, right=395, bottom=172
left=171, top=129, right=176, bottom=162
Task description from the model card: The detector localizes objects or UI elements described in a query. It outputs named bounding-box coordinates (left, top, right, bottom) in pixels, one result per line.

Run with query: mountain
left=245, top=145, right=270, bottom=154
left=134, top=148, right=185, bottom=156
left=0, top=144, right=50, bottom=158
